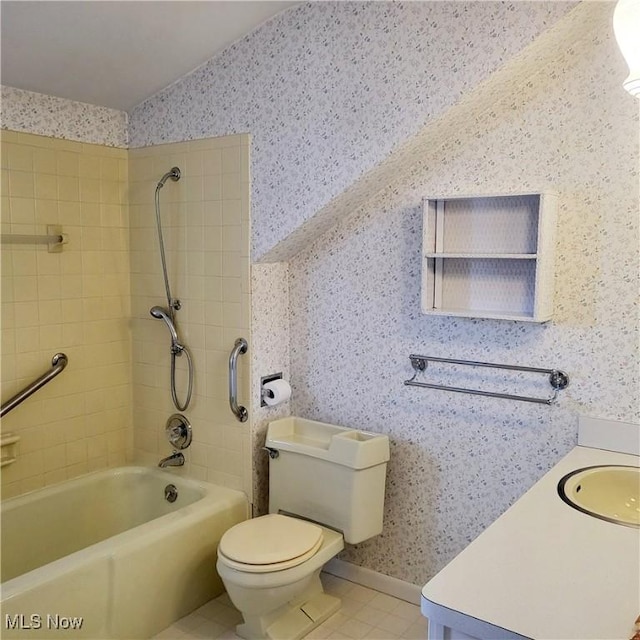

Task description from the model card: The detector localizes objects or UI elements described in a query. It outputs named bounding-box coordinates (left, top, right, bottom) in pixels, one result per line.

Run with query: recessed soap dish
left=1, top=432, right=20, bottom=467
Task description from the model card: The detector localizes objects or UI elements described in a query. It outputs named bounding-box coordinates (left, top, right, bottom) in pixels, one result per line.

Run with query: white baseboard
left=324, top=558, right=423, bottom=605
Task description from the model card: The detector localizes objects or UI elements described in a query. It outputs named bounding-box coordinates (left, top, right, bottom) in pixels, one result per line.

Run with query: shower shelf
left=0, top=433, right=20, bottom=467
left=0, top=225, right=68, bottom=253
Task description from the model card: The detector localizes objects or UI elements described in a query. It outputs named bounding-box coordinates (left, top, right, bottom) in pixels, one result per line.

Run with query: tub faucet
left=158, top=451, right=185, bottom=468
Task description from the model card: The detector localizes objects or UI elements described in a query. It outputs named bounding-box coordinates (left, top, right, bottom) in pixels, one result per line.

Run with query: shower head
left=157, top=167, right=181, bottom=190
left=150, top=305, right=179, bottom=344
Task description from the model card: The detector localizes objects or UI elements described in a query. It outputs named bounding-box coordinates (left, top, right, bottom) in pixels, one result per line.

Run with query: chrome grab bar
left=1, top=353, right=68, bottom=417
left=1, top=233, right=63, bottom=244
left=404, top=354, right=569, bottom=405
left=228, top=338, right=248, bottom=422
left=0, top=225, right=68, bottom=253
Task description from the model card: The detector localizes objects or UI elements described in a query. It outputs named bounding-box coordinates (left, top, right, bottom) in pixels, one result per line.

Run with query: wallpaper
left=3, top=0, right=637, bottom=590
left=132, top=0, right=637, bottom=585
left=129, top=1, right=575, bottom=260
left=0, top=85, right=128, bottom=148
left=288, top=23, right=639, bottom=584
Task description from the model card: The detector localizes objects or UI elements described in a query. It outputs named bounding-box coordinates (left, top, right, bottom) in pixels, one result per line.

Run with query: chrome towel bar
left=1, top=225, right=68, bottom=253
left=404, top=354, right=569, bottom=405
left=1, top=353, right=68, bottom=417
left=0, top=233, right=63, bottom=244
left=228, top=338, right=248, bottom=422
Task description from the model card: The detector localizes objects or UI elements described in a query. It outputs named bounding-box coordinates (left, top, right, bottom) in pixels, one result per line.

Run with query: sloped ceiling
left=0, top=1, right=295, bottom=111
left=259, top=1, right=610, bottom=262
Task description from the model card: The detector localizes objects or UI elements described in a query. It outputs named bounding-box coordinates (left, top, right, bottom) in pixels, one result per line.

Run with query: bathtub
left=0, top=466, right=248, bottom=639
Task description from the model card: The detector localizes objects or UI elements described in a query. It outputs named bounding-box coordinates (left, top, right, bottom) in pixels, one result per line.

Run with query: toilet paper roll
left=262, top=379, right=292, bottom=406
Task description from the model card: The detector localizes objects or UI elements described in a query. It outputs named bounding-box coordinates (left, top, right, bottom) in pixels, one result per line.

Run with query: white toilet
left=216, top=417, right=390, bottom=640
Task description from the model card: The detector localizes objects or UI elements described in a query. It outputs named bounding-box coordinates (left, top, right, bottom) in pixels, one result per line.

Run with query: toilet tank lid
left=218, top=514, right=323, bottom=565
left=266, top=417, right=390, bottom=469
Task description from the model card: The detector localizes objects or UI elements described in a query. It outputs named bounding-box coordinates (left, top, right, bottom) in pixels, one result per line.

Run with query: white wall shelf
left=421, top=192, right=557, bottom=322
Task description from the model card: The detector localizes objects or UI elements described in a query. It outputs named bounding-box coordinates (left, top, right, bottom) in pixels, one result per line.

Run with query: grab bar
left=1, top=353, right=68, bottom=417
left=404, top=354, right=569, bottom=405
left=229, top=338, right=248, bottom=422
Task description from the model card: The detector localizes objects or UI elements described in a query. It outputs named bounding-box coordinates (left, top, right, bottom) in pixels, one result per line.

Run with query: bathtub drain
left=164, top=484, right=178, bottom=503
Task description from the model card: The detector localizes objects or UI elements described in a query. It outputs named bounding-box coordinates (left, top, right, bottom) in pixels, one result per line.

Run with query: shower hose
left=154, top=168, right=194, bottom=412
left=170, top=343, right=193, bottom=412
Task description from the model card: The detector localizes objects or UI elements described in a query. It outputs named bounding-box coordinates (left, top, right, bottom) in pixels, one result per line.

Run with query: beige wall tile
left=129, top=135, right=252, bottom=499
left=9, top=171, right=34, bottom=198
left=2, top=132, right=251, bottom=502
left=0, top=134, right=132, bottom=496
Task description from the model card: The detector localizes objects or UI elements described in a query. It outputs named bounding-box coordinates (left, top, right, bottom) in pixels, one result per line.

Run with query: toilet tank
left=265, top=417, right=390, bottom=544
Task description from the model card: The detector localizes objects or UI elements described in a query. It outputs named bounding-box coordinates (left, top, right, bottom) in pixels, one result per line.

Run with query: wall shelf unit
left=421, top=192, right=557, bottom=322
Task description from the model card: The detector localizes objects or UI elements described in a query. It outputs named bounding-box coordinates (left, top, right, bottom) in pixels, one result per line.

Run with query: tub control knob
left=166, top=414, right=192, bottom=450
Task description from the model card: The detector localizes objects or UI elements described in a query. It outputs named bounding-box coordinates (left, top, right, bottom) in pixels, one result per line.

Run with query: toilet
left=216, top=417, right=390, bottom=640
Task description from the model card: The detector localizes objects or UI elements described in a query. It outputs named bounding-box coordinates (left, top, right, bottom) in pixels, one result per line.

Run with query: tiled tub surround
left=0, top=131, right=253, bottom=499
left=288, top=21, right=639, bottom=586
left=0, top=131, right=132, bottom=498
left=128, top=135, right=252, bottom=498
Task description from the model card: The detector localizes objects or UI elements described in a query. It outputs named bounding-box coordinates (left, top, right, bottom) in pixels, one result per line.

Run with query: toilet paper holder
left=261, top=372, right=283, bottom=407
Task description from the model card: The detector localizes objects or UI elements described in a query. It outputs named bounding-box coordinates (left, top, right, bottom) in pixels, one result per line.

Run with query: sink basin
left=558, top=465, right=640, bottom=527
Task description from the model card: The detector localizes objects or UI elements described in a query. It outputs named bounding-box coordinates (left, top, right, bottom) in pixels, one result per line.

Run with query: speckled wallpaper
left=129, top=1, right=576, bottom=260
left=131, top=1, right=638, bottom=585
left=288, top=18, right=639, bottom=584
left=0, top=86, right=128, bottom=148
left=2, top=0, right=637, bottom=590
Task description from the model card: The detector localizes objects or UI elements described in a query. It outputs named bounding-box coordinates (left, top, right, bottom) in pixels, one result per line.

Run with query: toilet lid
left=218, top=514, right=323, bottom=570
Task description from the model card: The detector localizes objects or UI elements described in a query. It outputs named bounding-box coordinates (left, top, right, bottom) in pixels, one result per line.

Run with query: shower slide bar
left=1, top=225, right=68, bottom=252
left=229, top=338, right=248, bottom=422
left=404, top=354, right=569, bottom=405
left=1, top=353, right=68, bottom=418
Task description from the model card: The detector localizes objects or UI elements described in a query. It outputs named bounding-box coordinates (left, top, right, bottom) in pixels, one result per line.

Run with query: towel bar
left=404, top=354, right=569, bottom=405
left=0, top=225, right=68, bottom=252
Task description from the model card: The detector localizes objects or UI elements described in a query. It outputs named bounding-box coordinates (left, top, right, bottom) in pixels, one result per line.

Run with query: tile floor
left=153, top=573, right=428, bottom=640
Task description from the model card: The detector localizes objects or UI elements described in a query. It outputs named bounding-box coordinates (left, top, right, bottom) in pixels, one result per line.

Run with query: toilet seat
left=218, top=514, right=324, bottom=573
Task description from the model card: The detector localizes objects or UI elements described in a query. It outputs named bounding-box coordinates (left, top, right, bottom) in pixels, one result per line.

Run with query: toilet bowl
left=216, top=514, right=344, bottom=640
left=216, top=417, right=390, bottom=640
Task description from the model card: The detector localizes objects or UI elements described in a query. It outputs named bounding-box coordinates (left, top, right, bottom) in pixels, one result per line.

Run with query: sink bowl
left=558, top=465, right=640, bottom=528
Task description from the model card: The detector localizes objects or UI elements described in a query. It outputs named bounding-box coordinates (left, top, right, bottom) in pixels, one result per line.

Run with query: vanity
left=421, top=416, right=640, bottom=640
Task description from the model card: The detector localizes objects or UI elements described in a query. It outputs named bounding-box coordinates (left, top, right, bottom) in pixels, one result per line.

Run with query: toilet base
left=235, top=571, right=340, bottom=640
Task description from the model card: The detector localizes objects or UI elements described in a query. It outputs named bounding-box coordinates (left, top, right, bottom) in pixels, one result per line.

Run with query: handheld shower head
left=150, top=304, right=193, bottom=411
left=157, top=167, right=181, bottom=190
left=150, top=305, right=179, bottom=345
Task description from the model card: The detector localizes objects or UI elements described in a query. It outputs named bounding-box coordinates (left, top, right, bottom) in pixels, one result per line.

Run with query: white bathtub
left=0, top=466, right=249, bottom=639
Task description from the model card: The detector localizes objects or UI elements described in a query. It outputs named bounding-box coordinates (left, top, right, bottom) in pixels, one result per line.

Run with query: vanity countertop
left=421, top=444, right=640, bottom=640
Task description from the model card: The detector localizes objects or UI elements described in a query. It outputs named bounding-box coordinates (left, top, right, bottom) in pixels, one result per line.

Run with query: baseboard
left=324, top=558, right=423, bottom=605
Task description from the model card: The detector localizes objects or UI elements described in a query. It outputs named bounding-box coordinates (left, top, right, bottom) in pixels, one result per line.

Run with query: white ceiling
left=0, top=1, right=296, bottom=111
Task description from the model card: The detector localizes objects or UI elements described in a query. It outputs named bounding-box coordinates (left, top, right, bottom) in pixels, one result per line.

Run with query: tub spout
left=158, top=451, right=184, bottom=468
